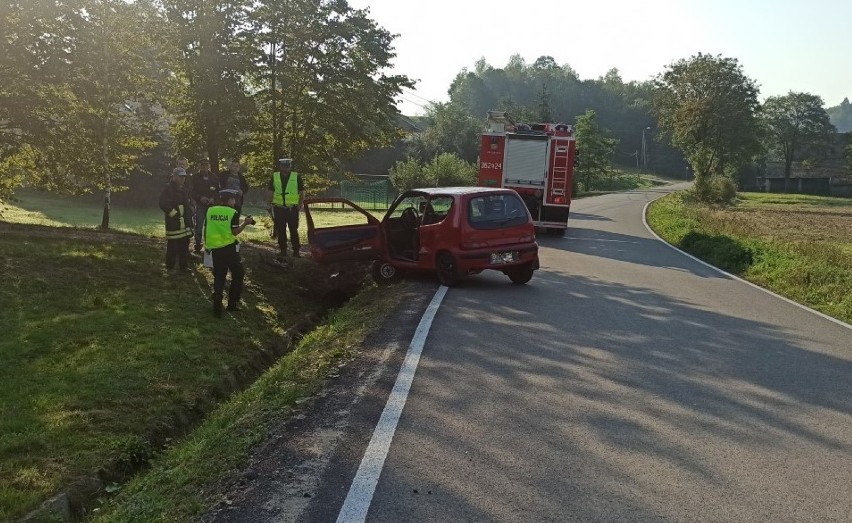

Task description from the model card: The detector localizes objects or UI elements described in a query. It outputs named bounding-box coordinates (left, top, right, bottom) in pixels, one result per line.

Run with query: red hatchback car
left=304, top=187, right=540, bottom=286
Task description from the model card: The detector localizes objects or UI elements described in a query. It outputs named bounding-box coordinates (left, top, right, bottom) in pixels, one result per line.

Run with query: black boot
left=226, top=301, right=241, bottom=312
left=213, top=294, right=223, bottom=318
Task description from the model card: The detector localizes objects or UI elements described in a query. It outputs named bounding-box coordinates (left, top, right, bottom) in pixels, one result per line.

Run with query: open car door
left=303, top=198, right=384, bottom=263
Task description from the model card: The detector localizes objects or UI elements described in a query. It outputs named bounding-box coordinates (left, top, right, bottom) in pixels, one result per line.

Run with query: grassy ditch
left=647, top=192, right=852, bottom=324
left=91, top=283, right=404, bottom=521
left=0, top=227, right=338, bottom=520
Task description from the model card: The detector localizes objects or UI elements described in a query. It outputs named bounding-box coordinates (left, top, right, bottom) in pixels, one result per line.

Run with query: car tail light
left=553, top=196, right=564, bottom=204
left=519, top=233, right=534, bottom=242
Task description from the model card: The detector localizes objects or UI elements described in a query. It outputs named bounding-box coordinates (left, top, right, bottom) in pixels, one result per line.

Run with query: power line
left=401, top=87, right=439, bottom=106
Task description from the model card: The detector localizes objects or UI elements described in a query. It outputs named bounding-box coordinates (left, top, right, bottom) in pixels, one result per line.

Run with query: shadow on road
left=538, top=226, right=725, bottom=279
left=371, top=272, right=852, bottom=520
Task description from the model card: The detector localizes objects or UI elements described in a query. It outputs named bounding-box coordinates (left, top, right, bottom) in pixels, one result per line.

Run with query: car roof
left=408, top=186, right=518, bottom=197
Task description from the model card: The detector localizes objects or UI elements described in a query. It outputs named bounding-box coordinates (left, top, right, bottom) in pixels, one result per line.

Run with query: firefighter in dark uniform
left=205, top=188, right=254, bottom=317
left=158, top=167, right=193, bottom=272
left=269, top=158, right=305, bottom=258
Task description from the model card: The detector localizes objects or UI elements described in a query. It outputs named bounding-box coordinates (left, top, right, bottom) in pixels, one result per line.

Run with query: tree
left=252, top=0, right=414, bottom=182
left=423, top=153, right=477, bottom=188
left=827, top=97, right=852, bottom=133
left=389, top=157, right=425, bottom=191
left=412, top=102, right=482, bottom=164
left=160, top=0, right=258, bottom=173
left=762, top=92, right=836, bottom=192
left=0, top=0, right=164, bottom=223
left=574, top=110, right=618, bottom=191
left=653, top=53, right=762, bottom=200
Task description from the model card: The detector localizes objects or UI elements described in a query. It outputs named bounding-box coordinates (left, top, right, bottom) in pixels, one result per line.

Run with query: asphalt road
left=217, top=186, right=852, bottom=522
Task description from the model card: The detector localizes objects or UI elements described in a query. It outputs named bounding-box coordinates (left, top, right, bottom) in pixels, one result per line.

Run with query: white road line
left=642, top=199, right=852, bottom=332
left=336, top=285, right=449, bottom=523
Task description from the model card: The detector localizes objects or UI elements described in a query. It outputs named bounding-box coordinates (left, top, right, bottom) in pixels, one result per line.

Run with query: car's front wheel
left=372, top=260, right=401, bottom=285
left=507, top=262, right=534, bottom=284
left=435, top=251, right=461, bottom=287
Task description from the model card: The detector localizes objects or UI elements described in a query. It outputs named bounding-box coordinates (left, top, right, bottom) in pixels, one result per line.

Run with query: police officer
left=205, top=188, right=255, bottom=317
left=269, top=158, right=305, bottom=258
left=158, top=167, right=193, bottom=272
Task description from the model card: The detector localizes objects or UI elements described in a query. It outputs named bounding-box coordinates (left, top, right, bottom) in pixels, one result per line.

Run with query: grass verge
left=647, top=191, right=852, bottom=324
left=0, top=227, right=331, bottom=520
left=91, top=283, right=405, bottom=521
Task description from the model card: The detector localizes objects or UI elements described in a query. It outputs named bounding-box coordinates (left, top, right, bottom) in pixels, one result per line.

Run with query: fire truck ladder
left=549, top=142, right=571, bottom=201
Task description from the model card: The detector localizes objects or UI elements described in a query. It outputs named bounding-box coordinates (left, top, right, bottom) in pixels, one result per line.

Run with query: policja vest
left=205, top=206, right=239, bottom=249
left=272, top=171, right=300, bottom=206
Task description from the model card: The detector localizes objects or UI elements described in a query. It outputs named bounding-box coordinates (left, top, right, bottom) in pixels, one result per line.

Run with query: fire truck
left=478, top=110, right=577, bottom=236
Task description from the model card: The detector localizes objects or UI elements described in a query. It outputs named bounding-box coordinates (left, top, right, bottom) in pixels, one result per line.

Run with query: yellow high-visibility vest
left=272, top=171, right=299, bottom=206
left=205, top=206, right=238, bottom=249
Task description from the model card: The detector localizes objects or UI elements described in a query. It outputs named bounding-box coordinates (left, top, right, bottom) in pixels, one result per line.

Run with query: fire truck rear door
left=503, top=134, right=549, bottom=188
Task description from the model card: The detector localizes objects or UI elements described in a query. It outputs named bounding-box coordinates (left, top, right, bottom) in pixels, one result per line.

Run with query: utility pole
left=100, top=0, right=111, bottom=229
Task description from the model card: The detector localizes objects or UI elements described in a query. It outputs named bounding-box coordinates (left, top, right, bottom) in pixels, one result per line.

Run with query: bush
left=389, top=153, right=477, bottom=192
left=425, top=153, right=477, bottom=187
left=693, top=175, right=738, bottom=204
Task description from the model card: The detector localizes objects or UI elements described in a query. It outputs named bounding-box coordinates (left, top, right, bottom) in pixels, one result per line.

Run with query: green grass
left=647, top=192, right=852, bottom=324
left=0, top=190, right=384, bottom=245
left=0, top=230, right=331, bottom=520
left=92, top=284, right=405, bottom=522
left=737, top=192, right=852, bottom=207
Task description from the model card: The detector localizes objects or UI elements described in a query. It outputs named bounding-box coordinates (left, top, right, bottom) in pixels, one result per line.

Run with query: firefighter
left=269, top=158, right=305, bottom=258
left=190, top=158, right=220, bottom=253
left=205, top=188, right=255, bottom=317
left=158, top=167, right=194, bottom=272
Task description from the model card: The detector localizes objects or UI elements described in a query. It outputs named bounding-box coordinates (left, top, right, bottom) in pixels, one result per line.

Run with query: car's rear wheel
left=372, top=260, right=401, bottom=285
left=435, top=251, right=461, bottom=287
left=507, top=262, right=534, bottom=284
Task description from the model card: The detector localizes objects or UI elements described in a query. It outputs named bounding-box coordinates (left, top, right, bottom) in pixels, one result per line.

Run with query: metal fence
left=313, top=174, right=397, bottom=210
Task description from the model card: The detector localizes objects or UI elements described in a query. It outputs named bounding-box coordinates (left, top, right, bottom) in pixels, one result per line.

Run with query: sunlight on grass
left=1, top=190, right=384, bottom=247
left=648, top=191, right=852, bottom=324
left=0, top=232, right=327, bottom=520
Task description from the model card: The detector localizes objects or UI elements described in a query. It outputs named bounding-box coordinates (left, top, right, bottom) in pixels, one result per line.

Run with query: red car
left=304, top=187, right=539, bottom=286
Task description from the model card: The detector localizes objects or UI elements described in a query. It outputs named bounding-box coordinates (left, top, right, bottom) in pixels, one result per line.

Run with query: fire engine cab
left=478, top=110, right=577, bottom=236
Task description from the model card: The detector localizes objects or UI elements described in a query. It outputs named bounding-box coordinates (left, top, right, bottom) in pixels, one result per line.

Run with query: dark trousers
left=272, top=205, right=300, bottom=254
left=212, top=243, right=244, bottom=306
left=166, top=237, right=190, bottom=269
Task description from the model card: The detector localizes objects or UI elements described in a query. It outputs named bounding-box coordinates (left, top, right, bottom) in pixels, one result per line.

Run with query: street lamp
left=641, top=127, right=651, bottom=173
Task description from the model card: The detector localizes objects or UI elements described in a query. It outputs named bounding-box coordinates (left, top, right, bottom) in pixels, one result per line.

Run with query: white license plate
left=490, top=251, right=519, bottom=264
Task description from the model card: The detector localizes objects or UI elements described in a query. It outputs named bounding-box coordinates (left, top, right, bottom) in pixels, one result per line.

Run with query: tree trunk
left=100, top=183, right=111, bottom=229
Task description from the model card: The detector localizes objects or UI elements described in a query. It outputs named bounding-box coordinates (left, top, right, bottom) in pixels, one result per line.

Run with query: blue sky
left=348, top=0, right=852, bottom=116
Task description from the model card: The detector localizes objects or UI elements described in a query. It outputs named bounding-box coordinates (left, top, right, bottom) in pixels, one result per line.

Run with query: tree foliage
left=653, top=53, right=762, bottom=200
left=574, top=110, right=619, bottom=191
left=826, top=97, right=852, bottom=133
left=437, top=57, right=686, bottom=176
left=160, top=0, right=258, bottom=171
left=411, top=103, right=482, bottom=164
left=250, top=0, right=414, bottom=182
left=0, top=0, right=411, bottom=207
left=762, top=92, right=836, bottom=191
left=0, top=0, right=165, bottom=219
left=388, top=153, right=476, bottom=192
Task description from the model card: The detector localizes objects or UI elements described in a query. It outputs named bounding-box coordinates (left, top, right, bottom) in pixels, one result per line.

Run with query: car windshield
left=468, top=193, right=528, bottom=230
left=387, top=194, right=427, bottom=220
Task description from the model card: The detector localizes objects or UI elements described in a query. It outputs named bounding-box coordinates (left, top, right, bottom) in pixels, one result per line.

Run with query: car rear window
left=468, top=193, right=528, bottom=230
